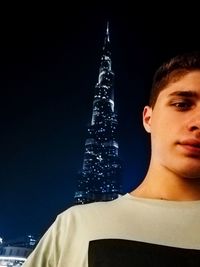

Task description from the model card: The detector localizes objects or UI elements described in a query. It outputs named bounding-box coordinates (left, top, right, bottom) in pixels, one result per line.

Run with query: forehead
left=158, top=70, right=200, bottom=99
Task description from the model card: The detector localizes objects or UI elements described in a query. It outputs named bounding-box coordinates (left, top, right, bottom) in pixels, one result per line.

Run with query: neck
left=131, top=162, right=200, bottom=201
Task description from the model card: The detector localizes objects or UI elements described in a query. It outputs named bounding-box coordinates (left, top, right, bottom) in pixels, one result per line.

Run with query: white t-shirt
left=23, top=193, right=200, bottom=266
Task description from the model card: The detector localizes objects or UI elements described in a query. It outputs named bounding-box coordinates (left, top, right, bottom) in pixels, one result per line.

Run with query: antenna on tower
left=106, top=21, right=110, bottom=42
left=105, top=21, right=110, bottom=42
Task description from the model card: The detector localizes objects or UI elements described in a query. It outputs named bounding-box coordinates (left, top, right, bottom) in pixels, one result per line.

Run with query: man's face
left=143, top=70, right=200, bottom=178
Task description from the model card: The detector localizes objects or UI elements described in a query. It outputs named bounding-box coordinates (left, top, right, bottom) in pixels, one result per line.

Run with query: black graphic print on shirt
left=88, top=239, right=200, bottom=267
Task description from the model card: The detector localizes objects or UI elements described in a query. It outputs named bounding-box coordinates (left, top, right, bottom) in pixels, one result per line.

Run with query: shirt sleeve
left=22, top=205, right=89, bottom=267
left=22, top=218, right=58, bottom=267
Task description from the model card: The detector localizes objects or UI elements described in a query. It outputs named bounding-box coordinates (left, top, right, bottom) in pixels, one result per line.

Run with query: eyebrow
left=168, top=90, right=198, bottom=98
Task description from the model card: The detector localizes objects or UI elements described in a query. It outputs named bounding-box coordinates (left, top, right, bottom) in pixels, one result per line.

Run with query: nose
left=187, top=114, right=200, bottom=133
left=189, top=126, right=200, bottom=137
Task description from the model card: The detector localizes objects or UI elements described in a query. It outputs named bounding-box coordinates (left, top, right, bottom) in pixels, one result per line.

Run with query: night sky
left=1, top=5, right=200, bottom=241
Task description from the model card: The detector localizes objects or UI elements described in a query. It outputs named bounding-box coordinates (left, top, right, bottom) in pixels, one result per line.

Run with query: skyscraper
left=74, top=22, right=123, bottom=204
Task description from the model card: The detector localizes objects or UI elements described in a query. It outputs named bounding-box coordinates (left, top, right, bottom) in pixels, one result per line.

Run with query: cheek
left=151, top=118, right=177, bottom=157
left=151, top=111, right=177, bottom=134
left=151, top=119, right=167, bottom=138
left=150, top=119, right=172, bottom=151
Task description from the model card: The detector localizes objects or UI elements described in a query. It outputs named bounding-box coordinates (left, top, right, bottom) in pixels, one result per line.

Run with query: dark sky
left=1, top=5, right=200, bottom=241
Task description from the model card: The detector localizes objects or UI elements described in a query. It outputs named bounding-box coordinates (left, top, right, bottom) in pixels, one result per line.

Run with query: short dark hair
left=149, top=51, right=200, bottom=108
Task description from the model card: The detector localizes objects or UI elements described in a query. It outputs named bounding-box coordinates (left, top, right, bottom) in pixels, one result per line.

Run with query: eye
left=172, top=101, right=192, bottom=110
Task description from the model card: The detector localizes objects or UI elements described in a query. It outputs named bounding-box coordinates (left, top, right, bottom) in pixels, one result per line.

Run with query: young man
left=23, top=52, right=200, bottom=266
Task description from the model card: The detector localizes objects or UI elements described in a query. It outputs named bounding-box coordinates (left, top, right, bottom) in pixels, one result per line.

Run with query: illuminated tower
left=74, top=22, right=123, bottom=204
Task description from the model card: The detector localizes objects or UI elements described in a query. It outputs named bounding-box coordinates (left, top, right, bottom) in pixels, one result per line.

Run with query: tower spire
left=105, top=21, right=110, bottom=44
left=102, top=21, right=111, bottom=58
left=74, top=23, right=123, bottom=204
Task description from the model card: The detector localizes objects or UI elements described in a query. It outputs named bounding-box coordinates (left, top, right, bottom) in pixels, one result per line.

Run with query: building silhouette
left=0, top=235, right=37, bottom=266
left=74, top=22, right=123, bottom=204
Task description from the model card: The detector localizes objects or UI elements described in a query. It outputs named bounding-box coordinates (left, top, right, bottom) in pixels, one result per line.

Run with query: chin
left=174, top=159, right=200, bottom=178
left=179, top=169, right=200, bottom=179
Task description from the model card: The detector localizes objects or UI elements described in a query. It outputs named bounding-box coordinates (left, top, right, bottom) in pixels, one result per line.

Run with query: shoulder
left=56, top=194, right=130, bottom=223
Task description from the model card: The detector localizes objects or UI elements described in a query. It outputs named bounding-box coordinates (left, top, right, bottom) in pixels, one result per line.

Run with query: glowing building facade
left=74, top=23, right=123, bottom=204
left=0, top=235, right=36, bottom=266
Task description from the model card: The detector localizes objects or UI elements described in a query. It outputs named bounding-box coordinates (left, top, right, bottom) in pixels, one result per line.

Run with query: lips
left=178, top=139, right=200, bottom=155
left=179, top=139, right=200, bottom=148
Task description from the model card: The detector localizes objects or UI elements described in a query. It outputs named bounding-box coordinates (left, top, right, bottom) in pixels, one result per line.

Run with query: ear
left=143, top=106, right=152, bottom=133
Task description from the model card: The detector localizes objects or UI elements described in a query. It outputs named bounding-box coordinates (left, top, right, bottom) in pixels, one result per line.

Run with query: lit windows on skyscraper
left=74, top=23, right=123, bottom=204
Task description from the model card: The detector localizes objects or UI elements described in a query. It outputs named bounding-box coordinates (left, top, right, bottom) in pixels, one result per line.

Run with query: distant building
left=74, top=22, right=123, bottom=204
left=0, top=235, right=36, bottom=266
